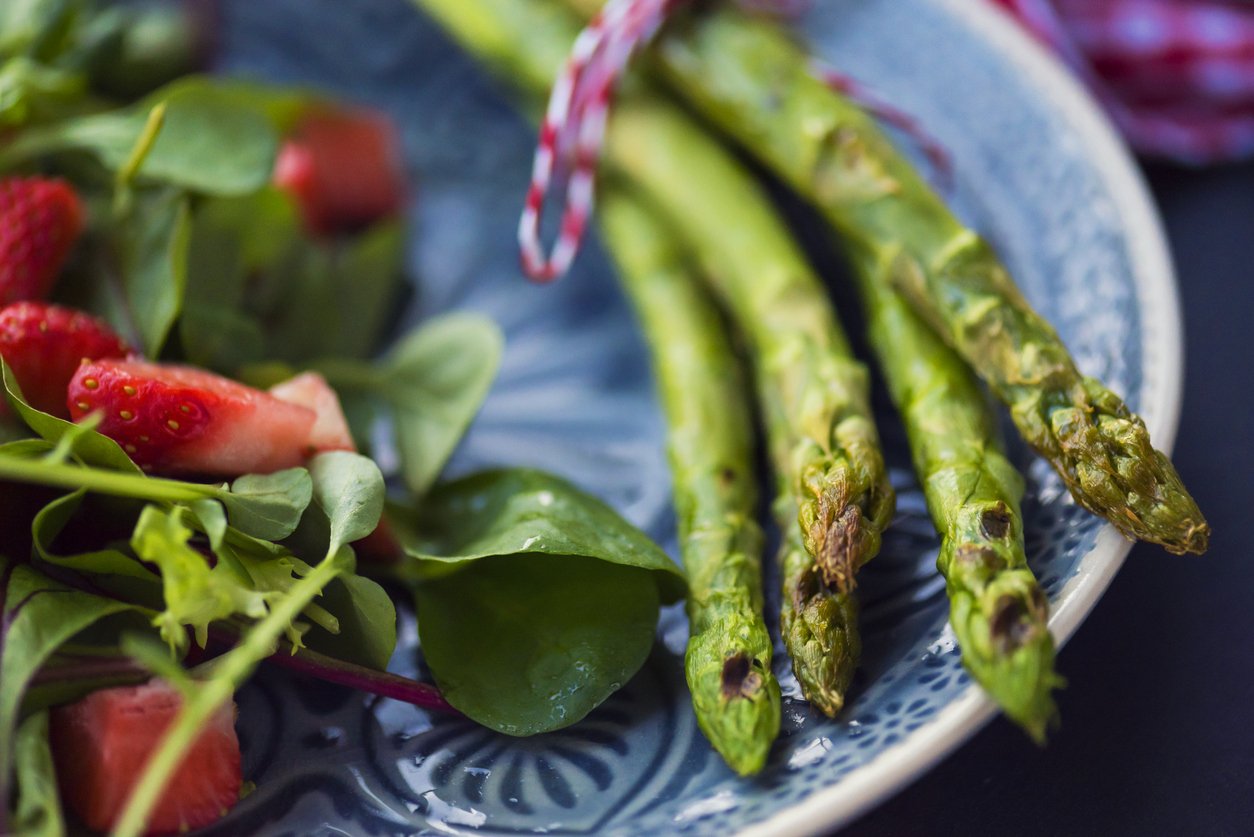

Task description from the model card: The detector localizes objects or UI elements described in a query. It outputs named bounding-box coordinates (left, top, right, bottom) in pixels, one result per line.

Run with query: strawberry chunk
left=0, top=302, right=131, bottom=417
left=50, top=679, right=242, bottom=836
left=68, top=359, right=316, bottom=476
left=272, top=107, right=407, bottom=235
left=268, top=371, right=355, bottom=453
left=0, top=176, right=84, bottom=305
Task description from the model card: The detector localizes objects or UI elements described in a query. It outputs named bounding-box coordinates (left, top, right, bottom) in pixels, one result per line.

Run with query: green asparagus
left=600, top=189, right=780, bottom=775
left=560, top=1, right=1208, bottom=555
left=604, top=99, right=892, bottom=713
left=411, top=0, right=894, bottom=715
left=852, top=244, right=1060, bottom=741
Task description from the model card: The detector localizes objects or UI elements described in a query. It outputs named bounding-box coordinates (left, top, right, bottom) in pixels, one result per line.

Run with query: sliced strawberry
left=272, top=107, right=407, bottom=235
left=50, top=679, right=241, bottom=836
left=0, top=176, right=84, bottom=305
left=0, top=302, right=131, bottom=417
left=67, top=359, right=316, bottom=476
left=268, top=371, right=355, bottom=453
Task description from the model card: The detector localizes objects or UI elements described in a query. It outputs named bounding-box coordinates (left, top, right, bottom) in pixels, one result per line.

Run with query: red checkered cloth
left=991, top=0, right=1254, bottom=163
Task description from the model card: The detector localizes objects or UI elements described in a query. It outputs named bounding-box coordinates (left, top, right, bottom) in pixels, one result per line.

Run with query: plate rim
left=740, top=2, right=1184, bottom=834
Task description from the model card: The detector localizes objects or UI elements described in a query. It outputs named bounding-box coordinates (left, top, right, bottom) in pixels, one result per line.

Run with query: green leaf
left=415, top=554, right=658, bottom=735
left=405, top=468, right=685, bottom=601
left=120, top=188, right=191, bottom=356
left=302, top=573, right=396, bottom=671
left=130, top=505, right=267, bottom=651
left=0, top=75, right=279, bottom=194
left=323, top=313, right=502, bottom=495
left=308, top=452, right=385, bottom=553
left=0, top=0, right=76, bottom=60
left=0, top=558, right=139, bottom=817
left=219, top=468, right=312, bottom=542
left=323, top=220, right=407, bottom=359
left=10, top=713, right=63, bottom=837
left=32, top=489, right=157, bottom=582
left=397, top=468, right=684, bottom=736
left=2, top=358, right=141, bottom=472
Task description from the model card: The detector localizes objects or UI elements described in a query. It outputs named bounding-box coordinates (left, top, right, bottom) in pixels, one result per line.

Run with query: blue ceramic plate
left=204, top=0, right=1182, bottom=833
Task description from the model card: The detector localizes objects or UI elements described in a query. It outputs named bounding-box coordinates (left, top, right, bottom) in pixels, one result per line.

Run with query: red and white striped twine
left=520, top=0, right=953, bottom=283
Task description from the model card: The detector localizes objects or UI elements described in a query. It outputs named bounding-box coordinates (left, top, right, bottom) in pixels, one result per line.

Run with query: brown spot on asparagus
left=980, top=504, right=1012, bottom=539
left=812, top=494, right=862, bottom=593
left=720, top=653, right=764, bottom=701
left=990, top=595, right=1037, bottom=654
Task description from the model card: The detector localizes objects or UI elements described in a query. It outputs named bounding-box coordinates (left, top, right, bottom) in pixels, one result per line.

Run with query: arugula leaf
left=0, top=558, right=140, bottom=822
left=323, top=313, right=503, bottom=494
left=10, top=713, right=62, bottom=837
left=32, top=489, right=158, bottom=583
left=130, top=505, right=269, bottom=651
left=0, top=75, right=278, bottom=194
left=397, top=469, right=684, bottom=735
left=118, top=187, right=191, bottom=356
left=0, top=55, right=83, bottom=128
left=325, top=220, right=408, bottom=359
left=415, top=554, right=658, bottom=736
left=0, top=0, right=76, bottom=60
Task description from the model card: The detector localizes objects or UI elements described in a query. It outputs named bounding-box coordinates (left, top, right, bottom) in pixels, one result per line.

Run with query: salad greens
left=397, top=469, right=685, bottom=734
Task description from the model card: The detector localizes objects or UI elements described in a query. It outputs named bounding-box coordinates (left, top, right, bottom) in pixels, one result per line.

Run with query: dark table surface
left=844, top=160, right=1254, bottom=836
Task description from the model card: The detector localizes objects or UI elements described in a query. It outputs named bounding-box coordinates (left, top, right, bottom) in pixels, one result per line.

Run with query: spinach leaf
left=405, top=468, right=685, bottom=601
left=0, top=558, right=140, bottom=819
left=0, top=76, right=278, bottom=194
left=415, top=554, right=657, bottom=736
left=10, top=713, right=62, bottom=837
left=323, top=313, right=503, bottom=495
left=303, top=572, right=397, bottom=671
left=219, top=468, right=312, bottom=542
left=308, top=452, right=385, bottom=553
left=398, top=469, right=684, bottom=735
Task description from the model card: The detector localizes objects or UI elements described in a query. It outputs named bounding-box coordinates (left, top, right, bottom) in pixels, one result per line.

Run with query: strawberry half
left=0, top=176, right=84, bottom=305
left=68, top=359, right=317, bottom=475
left=50, top=679, right=241, bottom=836
left=272, top=107, right=407, bottom=235
left=0, top=302, right=131, bottom=417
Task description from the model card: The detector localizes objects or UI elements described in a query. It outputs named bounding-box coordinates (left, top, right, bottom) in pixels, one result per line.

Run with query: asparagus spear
left=600, top=189, right=780, bottom=775
left=851, top=245, right=1060, bottom=740
left=557, top=2, right=1207, bottom=555
left=605, top=99, right=894, bottom=713
left=411, top=0, right=894, bottom=714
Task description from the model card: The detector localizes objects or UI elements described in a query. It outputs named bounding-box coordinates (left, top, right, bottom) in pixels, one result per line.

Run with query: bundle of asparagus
left=578, top=0, right=1209, bottom=556
left=410, top=0, right=1207, bottom=772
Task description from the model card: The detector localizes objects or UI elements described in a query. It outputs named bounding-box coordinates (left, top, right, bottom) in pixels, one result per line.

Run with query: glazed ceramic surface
left=202, top=0, right=1182, bottom=833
